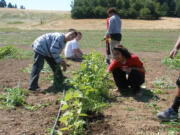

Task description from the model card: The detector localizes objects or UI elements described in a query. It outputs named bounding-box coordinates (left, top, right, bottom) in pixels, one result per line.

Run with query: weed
left=161, top=120, right=180, bottom=134
left=152, top=88, right=163, bottom=95
left=25, top=102, right=52, bottom=111
left=145, top=103, right=160, bottom=114
left=0, top=45, right=19, bottom=59
left=162, top=53, right=180, bottom=69
left=152, top=77, right=176, bottom=89
left=0, top=84, right=28, bottom=107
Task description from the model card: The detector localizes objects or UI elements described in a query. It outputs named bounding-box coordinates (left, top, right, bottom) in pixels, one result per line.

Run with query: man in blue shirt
left=104, top=8, right=122, bottom=60
left=29, top=30, right=77, bottom=91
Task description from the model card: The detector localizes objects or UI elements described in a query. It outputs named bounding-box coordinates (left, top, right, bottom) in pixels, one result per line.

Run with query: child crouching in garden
left=108, top=45, right=145, bottom=96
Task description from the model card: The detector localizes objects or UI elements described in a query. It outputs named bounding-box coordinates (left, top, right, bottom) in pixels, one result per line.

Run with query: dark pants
left=112, top=68, right=145, bottom=93
left=29, top=52, right=63, bottom=90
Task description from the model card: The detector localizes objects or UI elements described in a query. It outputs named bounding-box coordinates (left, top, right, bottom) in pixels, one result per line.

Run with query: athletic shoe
left=157, top=107, right=178, bottom=121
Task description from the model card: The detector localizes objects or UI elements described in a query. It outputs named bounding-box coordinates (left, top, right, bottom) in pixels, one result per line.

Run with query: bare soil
left=0, top=47, right=180, bottom=135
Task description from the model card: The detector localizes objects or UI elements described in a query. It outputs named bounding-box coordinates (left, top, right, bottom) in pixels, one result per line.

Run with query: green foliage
left=139, top=8, right=152, bottom=19
left=71, top=0, right=180, bottom=19
left=0, top=45, right=33, bottom=59
left=0, top=85, right=28, bottom=107
left=161, top=120, right=180, bottom=134
left=59, top=52, right=112, bottom=135
left=0, top=45, right=19, bottom=59
left=176, top=0, right=180, bottom=17
left=162, top=53, right=180, bottom=69
left=71, top=0, right=162, bottom=19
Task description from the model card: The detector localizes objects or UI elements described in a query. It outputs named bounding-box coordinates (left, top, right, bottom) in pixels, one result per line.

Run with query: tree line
left=0, top=0, right=25, bottom=9
left=71, top=0, right=180, bottom=19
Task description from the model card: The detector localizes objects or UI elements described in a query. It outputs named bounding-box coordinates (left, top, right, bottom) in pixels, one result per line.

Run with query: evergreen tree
left=0, top=0, right=6, bottom=7
left=71, top=0, right=179, bottom=19
left=8, top=2, right=13, bottom=8
left=176, top=0, right=180, bottom=17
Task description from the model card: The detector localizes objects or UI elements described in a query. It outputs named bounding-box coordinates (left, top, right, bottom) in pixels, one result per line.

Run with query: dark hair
left=107, top=8, right=117, bottom=14
left=77, top=32, right=82, bottom=35
left=71, top=31, right=78, bottom=37
left=68, top=28, right=76, bottom=32
left=113, top=45, right=131, bottom=59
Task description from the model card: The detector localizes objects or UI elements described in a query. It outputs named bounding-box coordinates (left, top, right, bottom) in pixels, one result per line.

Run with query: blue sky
left=5, top=0, right=72, bottom=11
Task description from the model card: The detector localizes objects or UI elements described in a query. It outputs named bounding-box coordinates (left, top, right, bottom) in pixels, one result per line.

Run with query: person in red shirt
left=106, top=17, right=111, bottom=64
left=108, top=45, right=145, bottom=95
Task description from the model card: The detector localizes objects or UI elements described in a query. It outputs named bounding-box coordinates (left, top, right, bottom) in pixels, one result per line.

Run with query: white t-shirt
left=64, top=39, right=79, bottom=58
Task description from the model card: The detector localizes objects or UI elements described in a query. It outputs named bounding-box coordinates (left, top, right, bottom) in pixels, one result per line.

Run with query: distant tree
left=160, top=2, right=169, bottom=16
left=20, top=5, right=25, bottom=9
left=14, top=4, right=17, bottom=8
left=139, top=8, right=151, bottom=19
left=93, top=6, right=106, bottom=18
left=176, top=0, right=180, bottom=17
left=7, top=2, right=13, bottom=8
left=0, top=0, right=6, bottom=7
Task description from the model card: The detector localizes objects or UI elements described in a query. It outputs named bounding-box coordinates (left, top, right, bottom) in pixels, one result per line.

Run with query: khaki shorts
left=110, top=39, right=120, bottom=58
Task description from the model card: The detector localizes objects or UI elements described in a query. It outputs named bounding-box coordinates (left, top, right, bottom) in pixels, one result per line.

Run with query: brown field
left=1, top=8, right=180, bottom=30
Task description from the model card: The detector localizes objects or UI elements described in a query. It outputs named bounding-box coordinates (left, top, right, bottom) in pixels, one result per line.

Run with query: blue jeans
left=29, top=52, right=63, bottom=90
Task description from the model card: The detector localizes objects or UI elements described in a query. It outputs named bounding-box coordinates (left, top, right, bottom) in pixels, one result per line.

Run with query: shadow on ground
left=112, top=88, right=159, bottom=103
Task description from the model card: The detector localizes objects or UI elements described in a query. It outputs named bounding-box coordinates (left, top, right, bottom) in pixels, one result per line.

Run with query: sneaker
left=157, top=107, right=178, bottom=121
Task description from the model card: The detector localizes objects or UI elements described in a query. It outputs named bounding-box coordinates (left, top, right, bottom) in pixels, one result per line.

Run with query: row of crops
left=56, top=52, right=112, bottom=134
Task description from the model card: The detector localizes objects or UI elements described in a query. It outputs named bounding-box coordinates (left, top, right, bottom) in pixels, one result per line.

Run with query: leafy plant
left=0, top=45, right=19, bottom=59
left=152, top=77, right=176, bottom=89
left=162, top=54, right=180, bottom=69
left=0, top=84, right=28, bottom=107
left=152, top=88, right=163, bottom=95
left=59, top=52, right=112, bottom=135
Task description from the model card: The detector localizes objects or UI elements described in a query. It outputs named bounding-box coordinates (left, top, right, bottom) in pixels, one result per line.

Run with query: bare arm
left=170, top=36, right=180, bottom=59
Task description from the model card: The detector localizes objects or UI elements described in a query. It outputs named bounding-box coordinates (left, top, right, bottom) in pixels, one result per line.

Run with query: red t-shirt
left=106, top=18, right=110, bottom=39
left=108, top=54, right=145, bottom=75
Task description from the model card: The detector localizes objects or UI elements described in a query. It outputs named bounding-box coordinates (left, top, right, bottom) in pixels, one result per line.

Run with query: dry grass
left=0, top=8, right=180, bottom=30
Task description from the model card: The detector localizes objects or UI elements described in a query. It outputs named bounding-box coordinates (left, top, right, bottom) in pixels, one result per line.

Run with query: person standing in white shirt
left=64, top=32, right=83, bottom=61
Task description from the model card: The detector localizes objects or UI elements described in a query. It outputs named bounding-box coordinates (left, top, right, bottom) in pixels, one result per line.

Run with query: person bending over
left=28, top=30, right=77, bottom=91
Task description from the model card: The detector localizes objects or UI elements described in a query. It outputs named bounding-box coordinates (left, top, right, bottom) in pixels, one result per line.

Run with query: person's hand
left=170, top=48, right=178, bottom=59
left=60, top=60, right=67, bottom=71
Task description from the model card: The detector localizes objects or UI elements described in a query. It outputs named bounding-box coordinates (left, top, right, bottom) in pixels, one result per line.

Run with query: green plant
left=152, top=77, right=176, bottom=89
left=0, top=45, right=19, bottom=59
left=162, top=54, right=180, bottom=69
left=161, top=120, right=180, bottom=134
left=0, top=84, right=28, bottom=107
left=152, top=88, right=163, bottom=94
left=25, top=102, right=52, bottom=111
left=59, top=52, right=112, bottom=135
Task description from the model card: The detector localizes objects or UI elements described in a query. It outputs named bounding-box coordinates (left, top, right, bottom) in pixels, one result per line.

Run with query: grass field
left=0, top=28, right=179, bottom=53
left=0, top=8, right=180, bottom=135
